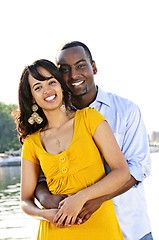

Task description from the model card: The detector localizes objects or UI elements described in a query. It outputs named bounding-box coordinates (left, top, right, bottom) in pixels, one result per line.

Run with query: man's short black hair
left=56, top=41, right=93, bottom=64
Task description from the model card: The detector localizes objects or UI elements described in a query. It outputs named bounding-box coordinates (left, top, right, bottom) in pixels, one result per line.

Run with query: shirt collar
left=94, top=86, right=111, bottom=107
left=71, top=86, right=111, bottom=109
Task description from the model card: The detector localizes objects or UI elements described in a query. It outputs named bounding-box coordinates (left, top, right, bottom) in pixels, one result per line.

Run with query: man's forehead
left=57, top=46, right=88, bottom=65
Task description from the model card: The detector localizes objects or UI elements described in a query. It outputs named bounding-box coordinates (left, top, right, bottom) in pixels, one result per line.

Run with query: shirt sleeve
left=22, top=136, right=40, bottom=165
left=122, top=102, right=151, bottom=185
left=83, top=107, right=107, bottom=135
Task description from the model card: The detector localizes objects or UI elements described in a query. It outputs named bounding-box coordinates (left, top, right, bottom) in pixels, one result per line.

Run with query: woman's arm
left=53, top=121, right=130, bottom=227
left=77, top=175, right=137, bottom=223
left=83, top=120, right=130, bottom=197
left=21, top=158, right=58, bottom=224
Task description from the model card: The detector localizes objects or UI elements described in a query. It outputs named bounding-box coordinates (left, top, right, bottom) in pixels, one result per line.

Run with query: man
left=35, top=41, right=153, bottom=240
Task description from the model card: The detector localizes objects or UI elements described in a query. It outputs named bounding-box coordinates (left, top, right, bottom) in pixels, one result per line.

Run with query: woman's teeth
left=45, top=95, right=55, bottom=101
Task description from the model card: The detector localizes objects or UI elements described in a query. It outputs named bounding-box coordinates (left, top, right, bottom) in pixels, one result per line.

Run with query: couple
left=17, top=41, right=153, bottom=239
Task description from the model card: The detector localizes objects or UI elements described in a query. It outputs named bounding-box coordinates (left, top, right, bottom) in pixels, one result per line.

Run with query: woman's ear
left=32, top=98, right=35, bottom=104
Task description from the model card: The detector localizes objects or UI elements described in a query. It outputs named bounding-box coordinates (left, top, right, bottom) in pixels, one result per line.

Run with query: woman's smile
left=44, top=94, right=56, bottom=102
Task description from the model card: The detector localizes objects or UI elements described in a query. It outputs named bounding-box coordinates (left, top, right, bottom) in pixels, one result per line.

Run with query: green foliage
left=0, top=102, right=21, bottom=153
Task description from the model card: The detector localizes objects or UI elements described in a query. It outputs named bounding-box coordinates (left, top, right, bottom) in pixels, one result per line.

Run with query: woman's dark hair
left=16, top=59, right=71, bottom=145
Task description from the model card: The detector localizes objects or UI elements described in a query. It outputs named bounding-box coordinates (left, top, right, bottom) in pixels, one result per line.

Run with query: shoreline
left=1, top=147, right=159, bottom=167
left=0, top=156, right=21, bottom=167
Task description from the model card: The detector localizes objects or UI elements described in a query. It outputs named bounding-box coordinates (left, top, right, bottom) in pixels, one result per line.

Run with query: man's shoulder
left=97, top=88, right=140, bottom=117
left=98, top=88, right=136, bottom=107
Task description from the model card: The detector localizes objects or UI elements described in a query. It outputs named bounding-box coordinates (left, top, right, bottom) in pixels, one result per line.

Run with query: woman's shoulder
left=76, top=107, right=106, bottom=134
left=24, top=129, right=41, bottom=143
left=77, top=107, right=97, bottom=114
left=77, top=107, right=105, bottom=120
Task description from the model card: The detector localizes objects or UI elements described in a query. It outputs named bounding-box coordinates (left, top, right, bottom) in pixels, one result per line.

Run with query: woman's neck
left=43, top=109, right=75, bottom=130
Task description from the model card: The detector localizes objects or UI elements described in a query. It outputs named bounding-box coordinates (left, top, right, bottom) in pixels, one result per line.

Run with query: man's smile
left=71, top=80, right=84, bottom=87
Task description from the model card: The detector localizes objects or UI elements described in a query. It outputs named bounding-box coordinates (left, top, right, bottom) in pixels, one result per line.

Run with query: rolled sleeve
left=122, top=103, right=151, bottom=184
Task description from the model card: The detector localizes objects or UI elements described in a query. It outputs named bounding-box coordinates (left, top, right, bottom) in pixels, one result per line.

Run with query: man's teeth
left=72, top=81, right=83, bottom=86
left=45, top=95, right=55, bottom=101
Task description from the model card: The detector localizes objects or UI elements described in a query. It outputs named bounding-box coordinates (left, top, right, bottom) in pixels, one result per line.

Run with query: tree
left=0, top=102, right=21, bottom=153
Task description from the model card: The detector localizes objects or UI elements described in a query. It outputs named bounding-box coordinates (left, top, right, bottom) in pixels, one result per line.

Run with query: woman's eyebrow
left=32, top=82, right=41, bottom=88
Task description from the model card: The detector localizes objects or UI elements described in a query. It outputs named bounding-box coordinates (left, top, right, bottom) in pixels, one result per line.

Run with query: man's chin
left=70, top=88, right=87, bottom=97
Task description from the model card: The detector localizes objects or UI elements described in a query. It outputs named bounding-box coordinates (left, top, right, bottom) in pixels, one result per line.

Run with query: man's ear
left=92, top=61, right=97, bottom=74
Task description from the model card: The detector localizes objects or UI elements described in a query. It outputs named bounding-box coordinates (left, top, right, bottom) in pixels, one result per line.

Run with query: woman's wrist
left=76, top=189, right=89, bottom=204
left=41, top=208, right=58, bottom=223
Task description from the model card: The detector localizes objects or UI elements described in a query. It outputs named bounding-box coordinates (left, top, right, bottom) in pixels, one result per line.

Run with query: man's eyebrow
left=74, top=59, right=86, bottom=65
left=59, top=59, right=86, bottom=67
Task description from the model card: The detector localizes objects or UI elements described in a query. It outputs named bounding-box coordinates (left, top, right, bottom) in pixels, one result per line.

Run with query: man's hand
left=77, top=196, right=107, bottom=223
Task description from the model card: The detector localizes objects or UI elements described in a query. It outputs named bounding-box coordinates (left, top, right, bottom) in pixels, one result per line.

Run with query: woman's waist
left=48, top=171, right=106, bottom=195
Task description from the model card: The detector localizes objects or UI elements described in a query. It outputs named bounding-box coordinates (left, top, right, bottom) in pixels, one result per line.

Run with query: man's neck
left=72, top=88, right=98, bottom=109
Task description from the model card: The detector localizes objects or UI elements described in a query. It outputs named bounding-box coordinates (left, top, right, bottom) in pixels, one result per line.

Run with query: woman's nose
left=43, top=85, right=52, bottom=94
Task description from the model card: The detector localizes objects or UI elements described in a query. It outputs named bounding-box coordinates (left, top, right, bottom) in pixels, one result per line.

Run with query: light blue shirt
left=89, top=87, right=152, bottom=240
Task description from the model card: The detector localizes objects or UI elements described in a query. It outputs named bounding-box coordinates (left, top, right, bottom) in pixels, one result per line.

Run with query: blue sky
left=0, top=0, right=159, bottom=133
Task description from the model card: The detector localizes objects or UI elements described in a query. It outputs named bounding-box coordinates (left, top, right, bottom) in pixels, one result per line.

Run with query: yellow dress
left=22, top=107, right=123, bottom=240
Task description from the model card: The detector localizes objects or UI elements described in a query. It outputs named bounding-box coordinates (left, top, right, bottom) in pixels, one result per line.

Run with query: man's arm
left=34, top=168, right=67, bottom=209
left=34, top=181, right=67, bottom=209
left=34, top=174, right=136, bottom=223
left=78, top=175, right=137, bottom=223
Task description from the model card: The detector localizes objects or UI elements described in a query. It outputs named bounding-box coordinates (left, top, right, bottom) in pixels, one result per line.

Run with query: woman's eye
left=34, top=86, right=42, bottom=91
left=49, top=80, right=56, bottom=85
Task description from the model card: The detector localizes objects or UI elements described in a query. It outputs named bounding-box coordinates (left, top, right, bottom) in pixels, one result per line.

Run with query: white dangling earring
left=28, top=104, right=43, bottom=125
left=60, top=104, right=67, bottom=113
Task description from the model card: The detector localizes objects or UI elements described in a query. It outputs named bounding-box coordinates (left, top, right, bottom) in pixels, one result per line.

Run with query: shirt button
left=61, top=167, right=68, bottom=174
left=59, top=156, right=66, bottom=162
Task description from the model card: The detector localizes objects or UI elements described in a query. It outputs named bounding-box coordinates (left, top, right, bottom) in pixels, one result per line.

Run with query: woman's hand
left=53, top=193, right=86, bottom=227
left=42, top=209, right=58, bottom=224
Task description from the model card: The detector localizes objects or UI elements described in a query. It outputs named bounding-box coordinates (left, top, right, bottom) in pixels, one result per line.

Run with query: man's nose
left=70, top=67, right=79, bottom=80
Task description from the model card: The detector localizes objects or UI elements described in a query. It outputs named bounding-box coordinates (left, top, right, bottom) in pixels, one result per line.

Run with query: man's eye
left=60, top=67, right=69, bottom=73
left=77, top=64, right=86, bottom=69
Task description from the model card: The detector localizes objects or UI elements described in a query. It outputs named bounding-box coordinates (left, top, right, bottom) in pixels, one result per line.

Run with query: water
left=0, top=166, right=38, bottom=240
left=0, top=154, right=158, bottom=240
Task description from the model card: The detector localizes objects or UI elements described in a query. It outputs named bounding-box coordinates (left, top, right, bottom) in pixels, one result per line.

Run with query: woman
left=17, top=59, right=130, bottom=239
